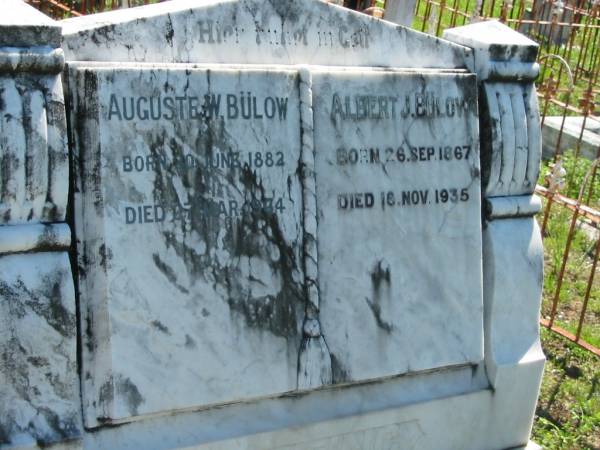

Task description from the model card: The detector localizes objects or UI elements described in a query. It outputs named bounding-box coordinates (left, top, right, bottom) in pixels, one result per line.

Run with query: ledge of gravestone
left=443, top=20, right=539, bottom=81
left=0, top=0, right=62, bottom=48
left=542, top=116, right=600, bottom=161
left=443, top=20, right=538, bottom=62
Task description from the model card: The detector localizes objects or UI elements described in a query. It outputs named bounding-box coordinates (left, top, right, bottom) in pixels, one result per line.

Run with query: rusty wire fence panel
left=25, top=0, right=166, bottom=17
left=414, top=0, right=600, bottom=355
left=28, top=0, right=600, bottom=355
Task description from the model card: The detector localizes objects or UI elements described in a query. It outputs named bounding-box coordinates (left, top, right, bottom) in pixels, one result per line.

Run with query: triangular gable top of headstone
left=61, top=0, right=473, bottom=69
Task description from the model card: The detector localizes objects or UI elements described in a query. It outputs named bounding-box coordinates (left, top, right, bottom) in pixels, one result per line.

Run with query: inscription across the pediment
left=61, top=0, right=472, bottom=68
left=196, top=19, right=370, bottom=50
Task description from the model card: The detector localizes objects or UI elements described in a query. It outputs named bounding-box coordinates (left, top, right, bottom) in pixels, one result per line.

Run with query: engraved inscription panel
left=70, top=65, right=304, bottom=423
left=313, top=70, right=484, bottom=382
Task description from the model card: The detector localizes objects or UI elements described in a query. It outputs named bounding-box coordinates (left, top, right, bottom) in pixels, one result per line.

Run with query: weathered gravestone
left=0, top=1, right=545, bottom=449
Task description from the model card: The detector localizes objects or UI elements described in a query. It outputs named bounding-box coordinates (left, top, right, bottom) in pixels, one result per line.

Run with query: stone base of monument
left=542, top=115, right=600, bottom=161
left=74, top=356, right=543, bottom=450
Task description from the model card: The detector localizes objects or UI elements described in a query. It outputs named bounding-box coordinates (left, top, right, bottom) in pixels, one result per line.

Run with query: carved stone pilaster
left=444, top=20, right=545, bottom=445
left=0, top=1, right=82, bottom=449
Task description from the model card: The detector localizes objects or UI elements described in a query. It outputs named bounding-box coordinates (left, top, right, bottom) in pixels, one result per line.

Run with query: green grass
left=538, top=152, right=600, bottom=349
left=540, top=201, right=600, bottom=349
left=533, top=328, right=600, bottom=450
left=535, top=154, right=600, bottom=449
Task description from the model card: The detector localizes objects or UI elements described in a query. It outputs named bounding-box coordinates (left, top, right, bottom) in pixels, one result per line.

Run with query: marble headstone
left=68, top=59, right=484, bottom=424
left=0, top=1, right=546, bottom=449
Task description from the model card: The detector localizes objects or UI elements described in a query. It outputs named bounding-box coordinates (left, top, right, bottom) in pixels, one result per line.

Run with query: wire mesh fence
left=25, top=0, right=165, bottom=17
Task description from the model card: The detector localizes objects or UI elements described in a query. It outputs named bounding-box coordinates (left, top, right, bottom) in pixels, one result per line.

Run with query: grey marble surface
left=0, top=74, right=68, bottom=225
left=68, top=64, right=306, bottom=425
left=0, top=252, right=80, bottom=448
left=67, top=60, right=489, bottom=428
left=312, top=68, right=483, bottom=382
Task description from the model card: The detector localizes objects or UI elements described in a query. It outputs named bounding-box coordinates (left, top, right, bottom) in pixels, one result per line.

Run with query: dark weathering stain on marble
left=98, top=243, right=113, bottom=271
left=368, top=260, right=394, bottom=333
left=0, top=424, right=9, bottom=446
left=365, top=297, right=394, bottom=334
left=0, top=279, right=79, bottom=445
left=330, top=353, right=350, bottom=384
left=151, top=320, right=171, bottom=335
left=225, top=166, right=302, bottom=338
left=371, top=259, right=391, bottom=295
left=152, top=253, right=190, bottom=294
left=165, top=13, right=175, bottom=47
left=116, top=377, right=144, bottom=416
left=144, top=101, right=303, bottom=340
left=184, top=334, right=197, bottom=349
left=88, top=23, right=117, bottom=47
left=0, top=272, right=75, bottom=339
left=99, top=375, right=144, bottom=418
